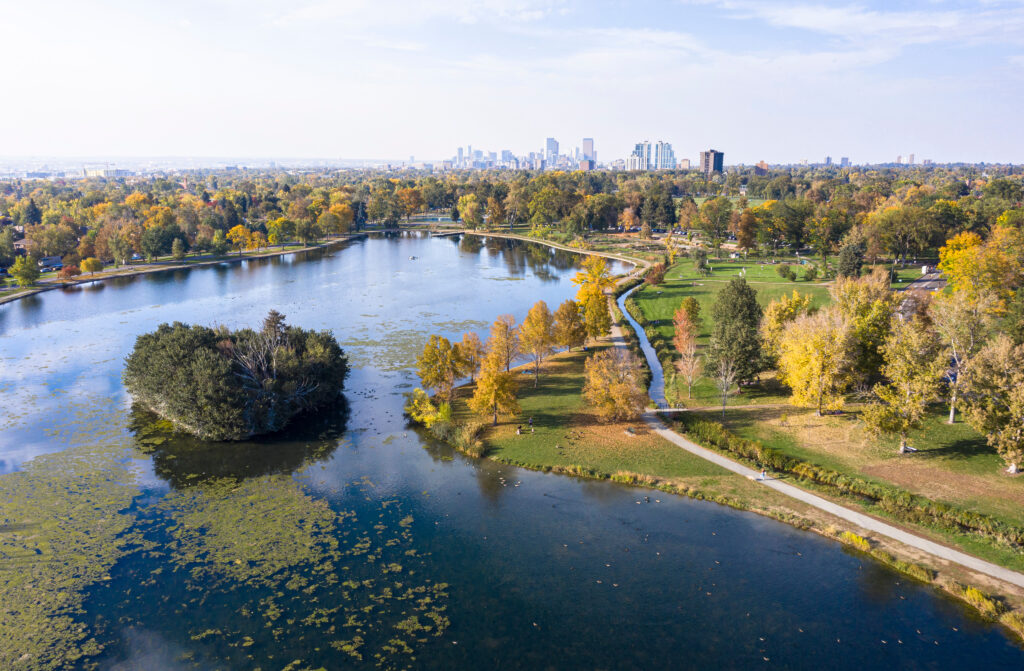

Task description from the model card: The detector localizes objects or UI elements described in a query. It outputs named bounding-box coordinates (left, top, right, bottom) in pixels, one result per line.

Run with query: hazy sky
left=3, top=0, right=1023, bottom=164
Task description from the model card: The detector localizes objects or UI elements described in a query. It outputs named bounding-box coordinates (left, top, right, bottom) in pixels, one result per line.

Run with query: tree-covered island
left=123, top=310, right=348, bottom=440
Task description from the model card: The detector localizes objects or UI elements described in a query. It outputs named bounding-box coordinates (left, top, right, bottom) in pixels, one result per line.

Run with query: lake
left=0, top=232, right=1021, bottom=669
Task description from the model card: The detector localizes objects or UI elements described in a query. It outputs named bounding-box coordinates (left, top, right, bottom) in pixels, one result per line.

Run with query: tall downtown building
left=699, top=149, right=724, bottom=177
left=545, top=137, right=559, bottom=163
left=627, top=141, right=676, bottom=170
left=582, top=138, right=595, bottom=161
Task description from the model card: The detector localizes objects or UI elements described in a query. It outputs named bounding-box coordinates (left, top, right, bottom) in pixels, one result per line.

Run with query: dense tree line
left=2, top=166, right=1019, bottom=278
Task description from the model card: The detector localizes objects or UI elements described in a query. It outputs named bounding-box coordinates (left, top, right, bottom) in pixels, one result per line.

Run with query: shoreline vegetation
left=0, top=233, right=367, bottom=306
left=405, top=239, right=1024, bottom=643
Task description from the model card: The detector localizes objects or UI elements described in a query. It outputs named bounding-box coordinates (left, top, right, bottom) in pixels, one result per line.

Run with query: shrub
left=58, top=264, right=81, bottom=280
left=777, top=264, right=795, bottom=281
left=961, top=585, right=1003, bottom=619
left=840, top=531, right=871, bottom=552
left=645, top=263, right=666, bottom=286
left=802, top=265, right=818, bottom=282
left=1000, top=610, right=1024, bottom=639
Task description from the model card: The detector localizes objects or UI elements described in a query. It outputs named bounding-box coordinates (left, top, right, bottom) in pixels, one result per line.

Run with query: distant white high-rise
left=627, top=140, right=675, bottom=170
left=654, top=141, right=676, bottom=170
left=908, top=153, right=915, bottom=165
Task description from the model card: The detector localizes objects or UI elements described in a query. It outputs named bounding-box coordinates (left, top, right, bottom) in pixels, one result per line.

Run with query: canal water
left=0, top=233, right=1021, bottom=669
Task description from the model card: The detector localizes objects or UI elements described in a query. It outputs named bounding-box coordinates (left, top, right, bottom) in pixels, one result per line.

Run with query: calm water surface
left=0, top=233, right=1022, bottom=669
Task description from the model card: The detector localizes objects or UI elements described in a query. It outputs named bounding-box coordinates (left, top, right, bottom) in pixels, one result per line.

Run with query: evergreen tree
left=836, top=243, right=864, bottom=279
left=706, top=277, right=763, bottom=385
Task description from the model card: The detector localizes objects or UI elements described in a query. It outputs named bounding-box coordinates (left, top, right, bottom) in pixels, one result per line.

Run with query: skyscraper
left=654, top=142, right=675, bottom=170
left=840, top=157, right=850, bottom=167
left=545, top=137, right=559, bottom=163
left=582, top=138, right=595, bottom=161
left=627, top=141, right=652, bottom=170
left=700, top=149, right=724, bottom=177
left=825, top=156, right=832, bottom=166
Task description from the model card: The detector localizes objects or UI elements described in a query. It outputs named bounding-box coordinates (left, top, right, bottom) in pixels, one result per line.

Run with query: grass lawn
left=452, top=346, right=728, bottom=481
left=631, top=257, right=831, bottom=407
left=446, top=344, right=826, bottom=524
left=703, top=402, right=1024, bottom=528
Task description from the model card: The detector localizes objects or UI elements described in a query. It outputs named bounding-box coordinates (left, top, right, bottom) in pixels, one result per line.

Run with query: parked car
left=38, top=255, right=63, bottom=271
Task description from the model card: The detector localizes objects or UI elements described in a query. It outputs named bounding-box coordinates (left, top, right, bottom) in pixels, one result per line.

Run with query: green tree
left=416, top=335, right=460, bottom=402
left=172, top=238, right=187, bottom=262
left=697, top=196, right=733, bottom=244
left=519, top=300, right=556, bottom=386
left=553, top=299, right=586, bottom=351
left=0, top=227, right=15, bottom=267
left=836, top=242, right=864, bottom=279
left=707, top=277, right=763, bottom=385
left=10, top=256, right=40, bottom=287
left=457, top=194, right=483, bottom=230
left=862, top=318, right=946, bottom=453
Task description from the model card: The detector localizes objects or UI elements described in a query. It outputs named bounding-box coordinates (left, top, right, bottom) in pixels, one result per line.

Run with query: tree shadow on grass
left=915, top=436, right=989, bottom=462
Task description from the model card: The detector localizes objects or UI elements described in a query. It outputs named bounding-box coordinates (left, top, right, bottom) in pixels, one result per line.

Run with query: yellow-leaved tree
left=938, top=225, right=1024, bottom=306
left=416, top=335, right=460, bottom=402
left=929, top=290, right=996, bottom=424
left=964, top=335, right=1024, bottom=473
left=455, top=332, right=486, bottom=383
left=519, top=300, right=556, bottom=386
left=226, top=225, right=252, bottom=256
left=760, top=291, right=815, bottom=365
left=553, top=299, right=586, bottom=351
left=469, top=353, right=520, bottom=426
left=829, top=268, right=899, bottom=383
left=487, top=314, right=520, bottom=372
left=862, top=317, right=946, bottom=453
left=571, top=256, right=616, bottom=300
left=777, top=307, right=854, bottom=416
left=582, top=349, right=647, bottom=421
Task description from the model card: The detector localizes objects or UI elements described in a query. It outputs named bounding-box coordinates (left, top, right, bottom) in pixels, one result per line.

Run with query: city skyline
left=2, top=1, right=1023, bottom=164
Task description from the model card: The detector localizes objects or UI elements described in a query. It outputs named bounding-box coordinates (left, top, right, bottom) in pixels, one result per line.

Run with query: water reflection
left=128, top=400, right=350, bottom=488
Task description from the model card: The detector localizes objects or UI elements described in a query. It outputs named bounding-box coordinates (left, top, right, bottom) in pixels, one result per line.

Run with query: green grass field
left=632, top=257, right=831, bottom=406
left=452, top=347, right=728, bottom=480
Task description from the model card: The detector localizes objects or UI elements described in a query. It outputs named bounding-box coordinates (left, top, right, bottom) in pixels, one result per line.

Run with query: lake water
left=1, top=232, right=1022, bottom=669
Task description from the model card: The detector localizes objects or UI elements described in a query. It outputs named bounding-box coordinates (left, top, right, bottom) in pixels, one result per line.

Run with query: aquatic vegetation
left=0, top=444, right=141, bottom=669
left=95, top=476, right=450, bottom=669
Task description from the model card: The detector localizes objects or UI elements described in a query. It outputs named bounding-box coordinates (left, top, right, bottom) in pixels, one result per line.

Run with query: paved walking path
left=606, top=297, right=1024, bottom=590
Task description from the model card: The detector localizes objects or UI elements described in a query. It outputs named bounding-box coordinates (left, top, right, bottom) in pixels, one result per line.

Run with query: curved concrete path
left=608, top=297, right=1024, bottom=590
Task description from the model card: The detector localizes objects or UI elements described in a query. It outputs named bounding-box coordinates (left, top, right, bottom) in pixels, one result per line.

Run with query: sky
left=2, top=0, right=1023, bottom=165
